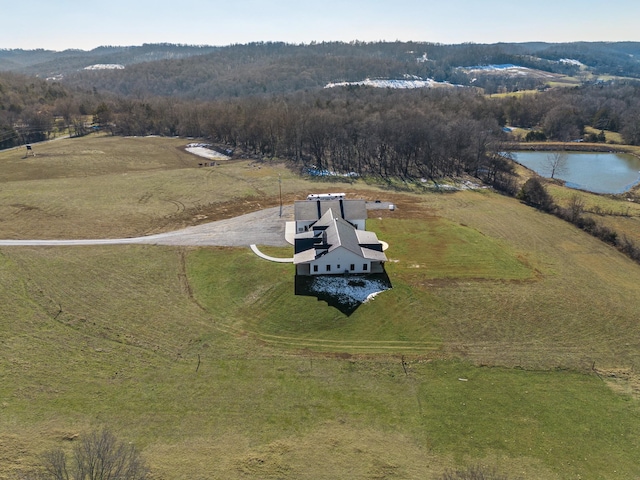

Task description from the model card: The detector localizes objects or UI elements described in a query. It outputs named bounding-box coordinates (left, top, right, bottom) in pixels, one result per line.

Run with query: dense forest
left=0, top=41, right=595, bottom=99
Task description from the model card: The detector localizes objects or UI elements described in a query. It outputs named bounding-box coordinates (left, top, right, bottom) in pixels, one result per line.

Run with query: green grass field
left=1, top=136, right=640, bottom=479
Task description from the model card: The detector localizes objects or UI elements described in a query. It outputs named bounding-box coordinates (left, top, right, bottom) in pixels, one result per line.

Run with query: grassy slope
left=420, top=191, right=640, bottom=370
left=547, top=184, right=640, bottom=241
left=1, top=136, right=640, bottom=478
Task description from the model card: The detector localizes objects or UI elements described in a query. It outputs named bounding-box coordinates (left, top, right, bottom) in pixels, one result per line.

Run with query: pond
left=512, top=151, right=640, bottom=194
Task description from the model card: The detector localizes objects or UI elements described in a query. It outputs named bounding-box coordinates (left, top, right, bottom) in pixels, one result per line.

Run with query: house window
left=350, top=264, right=355, bottom=271
left=326, top=264, right=331, bottom=272
left=313, top=265, right=318, bottom=272
left=363, top=263, right=368, bottom=271
left=337, top=264, right=341, bottom=269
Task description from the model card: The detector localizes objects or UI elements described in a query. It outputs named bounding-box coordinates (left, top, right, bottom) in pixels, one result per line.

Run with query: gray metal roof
left=293, top=249, right=317, bottom=264
left=327, top=216, right=363, bottom=256
left=355, top=230, right=379, bottom=245
left=294, top=199, right=367, bottom=222
left=293, top=207, right=387, bottom=264
left=313, top=207, right=338, bottom=229
left=361, top=247, right=388, bottom=261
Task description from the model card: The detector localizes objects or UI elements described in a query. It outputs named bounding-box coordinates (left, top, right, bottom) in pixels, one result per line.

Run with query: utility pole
left=279, top=174, right=283, bottom=217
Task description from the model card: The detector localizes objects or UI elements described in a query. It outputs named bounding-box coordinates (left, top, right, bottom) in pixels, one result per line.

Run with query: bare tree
left=40, top=449, right=69, bottom=480
left=544, top=152, right=568, bottom=179
left=29, top=429, right=148, bottom=480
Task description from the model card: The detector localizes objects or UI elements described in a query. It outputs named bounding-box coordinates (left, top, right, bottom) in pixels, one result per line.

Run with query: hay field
left=1, top=136, right=640, bottom=479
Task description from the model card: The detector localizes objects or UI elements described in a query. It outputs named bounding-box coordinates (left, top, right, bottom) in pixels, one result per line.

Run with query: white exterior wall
left=308, top=248, right=372, bottom=275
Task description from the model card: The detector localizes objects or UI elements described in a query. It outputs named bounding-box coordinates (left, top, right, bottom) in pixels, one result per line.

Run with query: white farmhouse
left=294, top=208, right=387, bottom=276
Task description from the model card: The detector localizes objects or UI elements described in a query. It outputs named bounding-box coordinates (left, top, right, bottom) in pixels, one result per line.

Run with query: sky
left=2, top=0, right=639, bottom=51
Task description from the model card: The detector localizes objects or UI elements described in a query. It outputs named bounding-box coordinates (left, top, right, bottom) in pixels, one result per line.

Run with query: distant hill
left=0, top=44, right=219, bottom=78
left=2, top=41, right=640, bottom=99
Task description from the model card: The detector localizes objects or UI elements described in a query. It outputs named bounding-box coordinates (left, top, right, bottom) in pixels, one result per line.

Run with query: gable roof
left=293, top=208, right=387, bottom=264
left=313, top=207, right=339, bottom=229
left=326, top=215, right=363, bottom=256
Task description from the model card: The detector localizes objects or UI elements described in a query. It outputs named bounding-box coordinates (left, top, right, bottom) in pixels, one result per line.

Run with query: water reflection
left=512, top=151, right=640, bottom=194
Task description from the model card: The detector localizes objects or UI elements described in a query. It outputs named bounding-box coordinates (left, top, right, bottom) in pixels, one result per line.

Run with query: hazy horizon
left=2, top=0, right=639, bottom=52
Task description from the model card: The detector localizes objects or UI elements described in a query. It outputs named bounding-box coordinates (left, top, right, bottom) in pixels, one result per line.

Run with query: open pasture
left=1, top=136, right=640, bottom=478
left=0, top=135, right=334, bottom=239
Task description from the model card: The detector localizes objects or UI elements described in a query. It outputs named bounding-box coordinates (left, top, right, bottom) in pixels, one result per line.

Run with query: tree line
left=94, top=79, right=640, bottom=175
left=92, top=87, right=514, bottom=190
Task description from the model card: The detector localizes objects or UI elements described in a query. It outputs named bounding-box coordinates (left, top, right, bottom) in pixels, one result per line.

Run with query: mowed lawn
left=1, top=136, right=640, bottom=478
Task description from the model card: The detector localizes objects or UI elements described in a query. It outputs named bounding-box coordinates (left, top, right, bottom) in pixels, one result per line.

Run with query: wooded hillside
left=4, top=41, right=640, bottom=97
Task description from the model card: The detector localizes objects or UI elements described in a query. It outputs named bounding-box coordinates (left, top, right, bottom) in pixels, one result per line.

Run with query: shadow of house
left=295, top=272, right=392, bottom=316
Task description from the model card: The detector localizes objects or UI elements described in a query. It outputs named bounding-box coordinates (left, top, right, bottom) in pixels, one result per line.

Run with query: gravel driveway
left=0, top=205, right=294, bottom=247
left=147, top=205, right=293, bottom=247
left=0, top=201, right=389, bottom=248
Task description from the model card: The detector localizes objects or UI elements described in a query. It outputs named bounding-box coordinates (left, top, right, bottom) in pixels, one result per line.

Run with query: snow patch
left=463, top=64, right=522, bottom=72
left=419, top=179, right=486, bottom=191
left=185, top=143, right=231, bottom=160
left=325, top=77, right=457, bottom=89
left=309, top=276, right=391, bottom=307
left=307, top=167, right=358, bottom=178
left=460, top=64, right=556, bottom=78
left=559, top=58, right=584, bottom=66
left=84, top=64, right=125, bottom=70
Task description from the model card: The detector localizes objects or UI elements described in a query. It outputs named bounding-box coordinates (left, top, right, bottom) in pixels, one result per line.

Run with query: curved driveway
left=0, top=205, right=294, bottom=248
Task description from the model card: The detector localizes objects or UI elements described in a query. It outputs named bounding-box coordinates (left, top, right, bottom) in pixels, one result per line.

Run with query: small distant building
left=294, top=207, right=387, bottom=276
left=306, top=193, right=345, bottom=201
